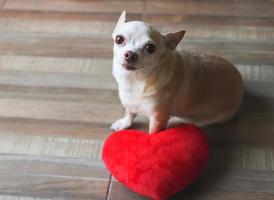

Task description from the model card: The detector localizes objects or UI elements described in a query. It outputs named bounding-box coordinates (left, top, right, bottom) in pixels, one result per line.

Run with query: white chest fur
left=113, top=64, right=149, bottom=114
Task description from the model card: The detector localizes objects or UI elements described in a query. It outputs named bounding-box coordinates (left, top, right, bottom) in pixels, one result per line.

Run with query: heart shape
left=102, top=124, right=209, bottom=200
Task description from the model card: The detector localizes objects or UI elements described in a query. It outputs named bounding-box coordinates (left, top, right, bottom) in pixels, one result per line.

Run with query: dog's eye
left=145, top=43, right=156, bottom=54
left=115, top=35, right=124, bottom=45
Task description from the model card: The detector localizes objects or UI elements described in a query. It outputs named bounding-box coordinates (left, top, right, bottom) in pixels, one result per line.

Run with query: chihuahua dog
left=111, top=11, right=244, bottom=133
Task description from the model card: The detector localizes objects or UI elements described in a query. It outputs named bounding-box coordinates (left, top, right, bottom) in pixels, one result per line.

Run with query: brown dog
left=111, top=11, right=244, bottom=133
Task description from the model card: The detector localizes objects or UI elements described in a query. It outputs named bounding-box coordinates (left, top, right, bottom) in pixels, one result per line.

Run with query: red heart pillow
left=102, top=124, right=209, bottom=200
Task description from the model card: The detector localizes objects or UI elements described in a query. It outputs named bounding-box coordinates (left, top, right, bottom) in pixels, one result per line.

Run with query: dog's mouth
left=122, top=64, right=137, bottom=71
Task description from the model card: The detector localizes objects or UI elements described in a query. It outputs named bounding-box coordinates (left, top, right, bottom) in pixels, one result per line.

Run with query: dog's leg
left=110, top=108, right=137, bottom=131
left=149, top=113, right=169, bottom=133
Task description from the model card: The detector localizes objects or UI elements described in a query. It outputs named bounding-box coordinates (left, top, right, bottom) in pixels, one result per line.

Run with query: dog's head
left=112, top=11, right=185, bottom=71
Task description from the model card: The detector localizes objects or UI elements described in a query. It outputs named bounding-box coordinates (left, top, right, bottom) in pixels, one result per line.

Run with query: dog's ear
left=114, top=11, right=127, bottom=32
left=164, top=30, right=185, bottom=50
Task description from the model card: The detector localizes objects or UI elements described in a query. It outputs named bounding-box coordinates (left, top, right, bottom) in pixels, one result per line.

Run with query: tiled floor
left=0, top=0, right=273, bottom=199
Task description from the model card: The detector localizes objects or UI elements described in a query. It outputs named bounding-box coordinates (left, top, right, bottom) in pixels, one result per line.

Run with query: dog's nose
left=124, top=51, right=138, bottom=63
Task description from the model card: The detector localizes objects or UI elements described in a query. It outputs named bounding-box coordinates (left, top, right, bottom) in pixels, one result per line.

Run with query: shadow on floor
left=170, top=87, right=274, bottom=199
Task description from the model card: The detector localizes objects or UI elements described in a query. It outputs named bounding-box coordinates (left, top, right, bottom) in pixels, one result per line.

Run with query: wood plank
left=145, top=0, right=274, bottom=17
left=209, top=146, right=274, bottom=170
left=4, top=0, right=144, bottom=13
left=0, top=195, right=50, bottom=200
left=0, top=86, right=121, bottom=139
left=0, top=97, right=122, bottom=123
left=206, top=114, right=274, bottom=147
left=0, top=32, right=112, bottom=59
left=0, top=104, right=110, bottom=199
left=0, top=16, right=116, bottom=36
left=175, top=169, right=274, bottom=197
left=0, top=10, right=141, bottom=38
left=0, top=56, right=113, bottom=75
left=0, top=158, right=109, bottom=199
left=0, top=71, right=116, bottom=90
left=0, top=117, right=112, bottom=139
left=0, top=134, right=104, bottom=160
left=236, top=65, right=274, bottom=82
left=145, top=14, right=274, bottom=27
left=1, top=10, right=142, bottom=22
left=173, top=191, right=274, bottom=200
left=0, top=10, right=142, bottom=36
left=0, top=85, right=119, bottom=103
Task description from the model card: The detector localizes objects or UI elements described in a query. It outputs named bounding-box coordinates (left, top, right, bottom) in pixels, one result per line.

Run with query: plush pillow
left=102, top=124, right=209, bottom=200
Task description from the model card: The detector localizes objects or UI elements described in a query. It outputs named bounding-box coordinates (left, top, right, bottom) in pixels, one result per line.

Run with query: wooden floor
left=0, top=0, right=274, bottom=199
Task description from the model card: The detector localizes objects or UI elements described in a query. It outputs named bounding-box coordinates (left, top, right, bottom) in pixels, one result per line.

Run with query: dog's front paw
left=110, top=118, right=132, bottom=131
